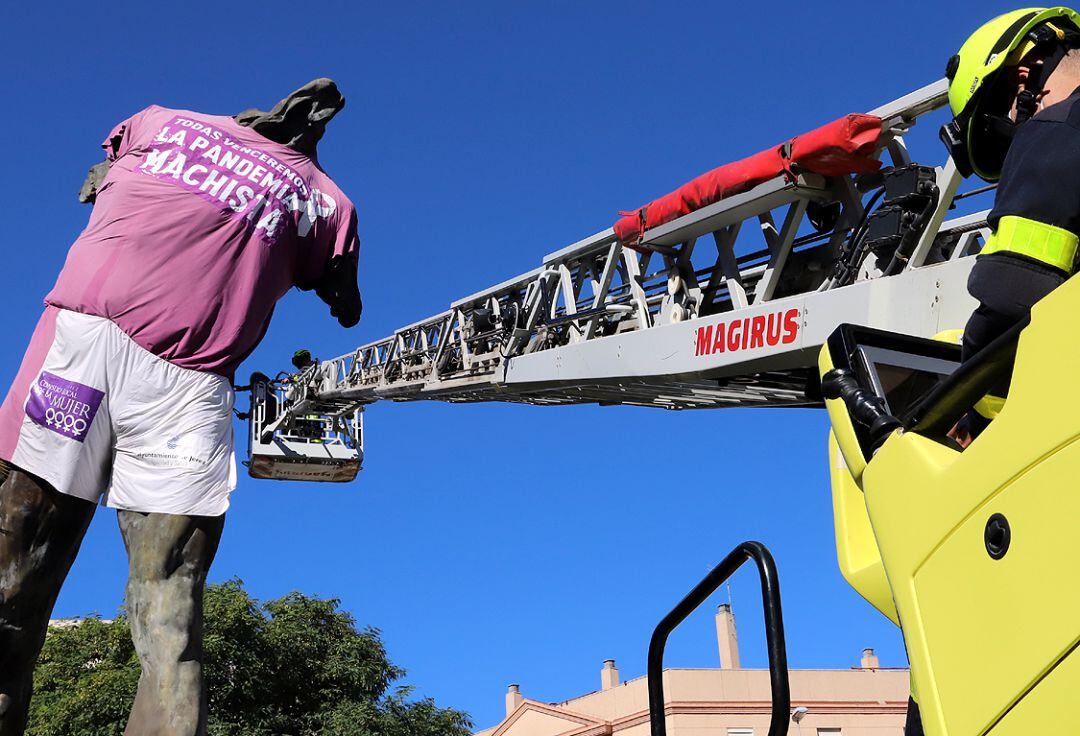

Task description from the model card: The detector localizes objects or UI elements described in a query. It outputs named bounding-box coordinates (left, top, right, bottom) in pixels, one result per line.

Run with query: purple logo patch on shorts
left=25, top=372, right=105, bottom=443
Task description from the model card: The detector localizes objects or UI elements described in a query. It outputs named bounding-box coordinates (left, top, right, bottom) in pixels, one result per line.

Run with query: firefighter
left=941, top=6, right=1080, bottom=446
left=898, top=7, right=1080, bottom=730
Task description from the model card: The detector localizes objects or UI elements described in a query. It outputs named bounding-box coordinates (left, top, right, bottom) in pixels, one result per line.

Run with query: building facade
left=477, top=605, right=909, bottom=736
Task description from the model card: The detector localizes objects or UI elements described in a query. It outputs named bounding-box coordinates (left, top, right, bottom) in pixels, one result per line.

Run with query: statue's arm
left=78, top=160, right=110, bottom=204
left=78, top=119, right=133, bottom=204
left=314, top=251, right=362, bottom=328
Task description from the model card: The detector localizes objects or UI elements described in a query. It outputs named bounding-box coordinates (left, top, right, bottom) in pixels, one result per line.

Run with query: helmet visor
left=966, top=66, right=1024, bottom=180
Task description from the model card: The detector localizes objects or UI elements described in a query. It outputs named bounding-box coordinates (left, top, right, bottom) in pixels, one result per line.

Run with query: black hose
left=833, top=187, right=886, bottom=287
left=883, top=182, right=940, bottom=276
left=822, top=368, right=902, bottom=450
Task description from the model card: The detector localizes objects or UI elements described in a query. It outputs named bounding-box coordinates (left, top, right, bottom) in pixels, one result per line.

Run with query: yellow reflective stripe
left=982, top=216, right=1079, bottom=273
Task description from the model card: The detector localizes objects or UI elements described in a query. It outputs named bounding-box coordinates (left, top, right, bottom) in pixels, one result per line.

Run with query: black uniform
left=963, top=86, right=1080, bottom=364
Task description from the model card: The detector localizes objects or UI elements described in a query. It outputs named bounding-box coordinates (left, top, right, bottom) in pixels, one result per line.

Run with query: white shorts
left=0, top=308, right=236, bottom=516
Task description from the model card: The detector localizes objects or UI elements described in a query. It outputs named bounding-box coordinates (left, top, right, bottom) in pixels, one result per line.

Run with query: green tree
left=27, top=580, right=472, bottom=736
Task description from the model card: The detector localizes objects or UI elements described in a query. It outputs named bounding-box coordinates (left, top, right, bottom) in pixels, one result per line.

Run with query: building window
left=727, top=730, right=754, bottom=736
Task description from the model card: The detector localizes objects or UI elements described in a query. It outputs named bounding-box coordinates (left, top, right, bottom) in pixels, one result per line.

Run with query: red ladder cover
left=614, top=114, right=883, bottom=250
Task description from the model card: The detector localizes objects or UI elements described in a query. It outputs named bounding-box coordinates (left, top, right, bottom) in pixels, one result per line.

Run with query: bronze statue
left=0, top=78, right=359, bottom=736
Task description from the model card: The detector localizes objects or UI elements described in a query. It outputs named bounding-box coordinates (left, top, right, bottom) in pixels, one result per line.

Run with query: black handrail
left=647, top=541, right=790, bottom=736
left=906, top=317, right=1026, bottom=436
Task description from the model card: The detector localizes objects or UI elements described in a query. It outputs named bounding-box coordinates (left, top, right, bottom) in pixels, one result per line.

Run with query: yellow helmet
left=940, top=7, right=1080, bottom=181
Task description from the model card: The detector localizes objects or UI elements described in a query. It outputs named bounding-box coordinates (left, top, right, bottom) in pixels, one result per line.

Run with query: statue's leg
left=0, top=463, right=96, bottom=736
left=118, top=511, right=224, bottom=736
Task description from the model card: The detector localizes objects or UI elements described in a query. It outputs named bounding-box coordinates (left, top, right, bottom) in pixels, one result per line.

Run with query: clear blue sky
left=3, top=0, right=1018, bottom=729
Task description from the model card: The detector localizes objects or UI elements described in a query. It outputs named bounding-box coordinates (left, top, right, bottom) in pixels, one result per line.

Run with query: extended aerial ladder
left=246, top=79, right=991, bottom=481
left=245, top=76, right=1080, bottom=735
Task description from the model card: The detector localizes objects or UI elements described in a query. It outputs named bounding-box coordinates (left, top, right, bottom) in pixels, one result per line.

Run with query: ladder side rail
left=270, top=81, right=965, bottom=414
left=323, top=80, right=953, bottom=372
left=868, top=78, right=948, bottom=121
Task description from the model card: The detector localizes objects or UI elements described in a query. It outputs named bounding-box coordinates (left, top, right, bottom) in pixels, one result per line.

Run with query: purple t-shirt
left=46, top=105, right=359, bottom=379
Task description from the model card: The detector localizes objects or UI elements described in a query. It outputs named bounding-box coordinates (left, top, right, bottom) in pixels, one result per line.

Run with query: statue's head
left=235, top=78, right=346, bottom=159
